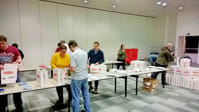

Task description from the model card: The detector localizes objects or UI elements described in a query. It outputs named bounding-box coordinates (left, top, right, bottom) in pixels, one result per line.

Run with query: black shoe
left=52, top=101, right=65, bottom=110
left=162, top=83, right=169, bottom=85
left=13, top=107, right=23, bottom=112
left=81, top=110, right=86, bottom=112
left=92, top=89, right=98, bottom=94
left=89, top=87, right=93, bottom=92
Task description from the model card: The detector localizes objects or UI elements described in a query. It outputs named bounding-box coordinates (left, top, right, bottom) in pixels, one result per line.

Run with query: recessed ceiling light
left=162, top=2, right=167, bottom=6
left=156, top=1, right=162, bottom=5
left=83, top=0, right=88, bottom=3
left=112, top=5, right=117, bottom=8
left=178, top=6, right=184, bottom=10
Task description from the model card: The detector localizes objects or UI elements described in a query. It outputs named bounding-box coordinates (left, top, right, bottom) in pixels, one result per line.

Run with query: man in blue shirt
left=88, top=41, right=104, bottom=94
left=144, top=54, right=158, bottom=66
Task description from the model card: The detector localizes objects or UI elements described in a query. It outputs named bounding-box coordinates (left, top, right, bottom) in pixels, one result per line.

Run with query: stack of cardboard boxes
left=142, top=78, right=158, bottom=92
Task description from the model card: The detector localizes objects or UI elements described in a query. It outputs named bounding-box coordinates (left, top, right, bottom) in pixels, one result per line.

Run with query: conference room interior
left=0, top=0, right=199, bottom=112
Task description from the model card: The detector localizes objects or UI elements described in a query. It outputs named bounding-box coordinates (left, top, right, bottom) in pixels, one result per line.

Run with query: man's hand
left=0, top=64, right=4, bottom=70
left=95, top=62, right=99, bottom=65
left=87, top=64, right=90, bottom=68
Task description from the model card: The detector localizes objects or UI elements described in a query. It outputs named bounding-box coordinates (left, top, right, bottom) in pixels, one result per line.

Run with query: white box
left=90, top=64, right=107, bottom=74
left=36, top=69, right=48, bottom=87
left=1, top=64, right=17, bottom=84
left=53, top=68, right=65, bottom=84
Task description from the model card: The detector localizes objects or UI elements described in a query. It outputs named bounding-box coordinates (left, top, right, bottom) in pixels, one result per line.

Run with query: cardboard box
left=142, top=86, right=156, bottom=92
left=142, top=78, right=158, bottom=92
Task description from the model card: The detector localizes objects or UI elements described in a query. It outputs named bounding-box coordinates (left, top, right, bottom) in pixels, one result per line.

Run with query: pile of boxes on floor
left=36, top=66, right=70, bottom=87
left=130, top=60, right=159, bottom=92
left=167, top=58, right=199, bottom=90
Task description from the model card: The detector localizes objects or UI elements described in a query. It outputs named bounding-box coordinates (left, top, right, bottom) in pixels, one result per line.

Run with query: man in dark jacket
left=151, top=43, right=174, bottom=86
left=12, top=43, right=24, bottom=59
left=88, top=41, right=104, bottom=94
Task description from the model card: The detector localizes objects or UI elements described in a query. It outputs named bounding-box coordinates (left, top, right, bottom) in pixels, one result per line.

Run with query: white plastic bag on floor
left=36, top=69, right=48, bottom=87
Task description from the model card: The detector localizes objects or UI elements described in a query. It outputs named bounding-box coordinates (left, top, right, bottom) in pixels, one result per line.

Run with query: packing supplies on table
left=22, top=85, right=32, bottom=90
left=90, top=64, right=107, bottom=74
left=36, top=69, right=48, bottom=87
left=130, top=60, right=147, bottom=68
left=180, top=58, right=190, bottom=69
left=1, top=64, right=18, bottom=84
left=53, top=68, right=65, bottom=85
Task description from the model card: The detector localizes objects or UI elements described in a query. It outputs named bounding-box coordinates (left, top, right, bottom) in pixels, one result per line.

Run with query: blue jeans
left=71, top=78, right=91, bottom=112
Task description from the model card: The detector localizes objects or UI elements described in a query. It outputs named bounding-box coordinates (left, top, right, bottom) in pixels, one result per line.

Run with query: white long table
left=0, top=79, right=71, bottom=112
left=0, top=66, right=167, bottom=112
left=103, top=60, right=123, bottom=68
left=106, top=66, right=167, bottom=96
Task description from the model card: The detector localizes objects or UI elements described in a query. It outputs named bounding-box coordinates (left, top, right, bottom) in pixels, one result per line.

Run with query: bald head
left=167, top=43, right=172, bottom=51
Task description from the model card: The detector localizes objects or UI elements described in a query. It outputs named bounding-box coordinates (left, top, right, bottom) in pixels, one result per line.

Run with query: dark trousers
left=51, top=71, right=72, bottom=104
left=56, top=85, right=72, bottom=104
left=0, top=93, right=22, bottom=112
left=117, top=59, right=126, bottom=70
left=151, top=63, right=167, bottom=84
left=89, top=81, right=99, bottom=90
left=0, top=72, right=23, bottom=112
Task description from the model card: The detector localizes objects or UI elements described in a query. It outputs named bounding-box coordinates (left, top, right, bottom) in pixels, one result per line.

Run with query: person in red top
left=55, top=40, right=66, bottom=53
left=0, top=35, right=23, bottom=112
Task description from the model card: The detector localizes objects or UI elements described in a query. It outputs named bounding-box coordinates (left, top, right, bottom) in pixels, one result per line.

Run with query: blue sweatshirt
left=88, top=49, right=104, bottom=65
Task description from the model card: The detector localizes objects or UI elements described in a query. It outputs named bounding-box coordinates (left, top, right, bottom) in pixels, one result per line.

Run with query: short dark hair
left=68, top=40, right=78, bottom=47
left=0, top=35, right=7, bottom=42
left=60, top=45, right=67, bottom=50
left=57, top=42, right=61, bottom=47
left=60, top=40, right=66, bottom=44
left=94, top=41, right=99, bottom=46
left=120, top=44, right=124, bottom=49
left=12, top=43, right=18, bottom=48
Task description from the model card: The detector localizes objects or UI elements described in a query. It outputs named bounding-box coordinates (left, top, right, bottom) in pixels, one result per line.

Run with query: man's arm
left=98, top=51, right=105, bottom=64
left=70, top=55, right=76, bottom=72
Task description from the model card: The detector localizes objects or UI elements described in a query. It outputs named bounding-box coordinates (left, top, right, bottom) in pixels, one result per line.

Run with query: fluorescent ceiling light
left=178, top=6, right=184, bottom=10
left=162, top=2, right=167, bottom=6
left=83, top=0, right=88, bottom=3
left=112, top=5, right=117, bottom=8
left=156, top=1, right=162, bottom=5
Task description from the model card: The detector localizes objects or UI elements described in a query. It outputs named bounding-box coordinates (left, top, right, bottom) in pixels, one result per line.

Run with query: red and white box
left=180, top=58, right=191, bottom=69
left=36, top=69, right=48, bottom=87
left=1, top=64, right=17, bottom=84
left=53, top=68, right=65, bottom=84
left=90, top=64, right=107, bottom=74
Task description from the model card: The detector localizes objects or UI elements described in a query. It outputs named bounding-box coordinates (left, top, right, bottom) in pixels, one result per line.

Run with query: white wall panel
left=0, top=0, right=165, bottom=67
left=87, top=9, right=101, bottom=52
left=73, top=7, right=88, bottom=51
left=57, top=4, right=74, bottom=43
left=19, top=0, right=42, bottom=68
left=0, top=0, right=21, bottom=45
left=40, top=1, right=58, bottom=66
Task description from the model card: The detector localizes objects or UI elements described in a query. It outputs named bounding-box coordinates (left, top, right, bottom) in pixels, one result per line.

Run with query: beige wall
left=0, top=0, right=166, bottom=68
